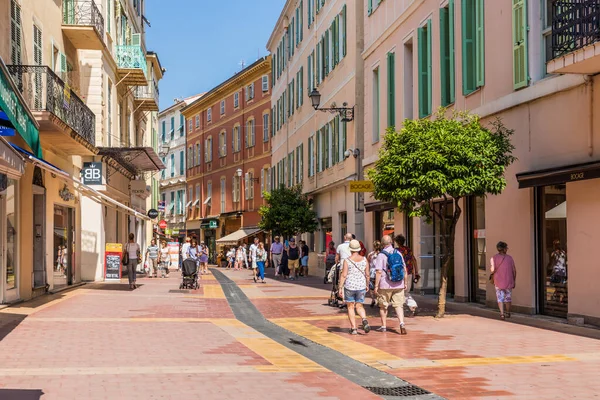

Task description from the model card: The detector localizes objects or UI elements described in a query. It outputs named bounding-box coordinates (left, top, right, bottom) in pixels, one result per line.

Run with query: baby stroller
left=180, top=259, right=199, bottom=290
left=327, top=262, right=344, bottom=307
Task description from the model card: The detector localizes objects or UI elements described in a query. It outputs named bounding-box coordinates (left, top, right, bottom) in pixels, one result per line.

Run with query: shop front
left=200, top=218, right=219, bottom=263
left=466, top=196, right=487, bottom=304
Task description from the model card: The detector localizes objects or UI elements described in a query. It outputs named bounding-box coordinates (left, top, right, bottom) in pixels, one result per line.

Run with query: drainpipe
left=586, top=75, right=594, bottom=157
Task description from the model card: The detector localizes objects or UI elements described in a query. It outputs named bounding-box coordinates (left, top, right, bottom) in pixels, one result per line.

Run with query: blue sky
left=145, top=0, right=285, bottom=111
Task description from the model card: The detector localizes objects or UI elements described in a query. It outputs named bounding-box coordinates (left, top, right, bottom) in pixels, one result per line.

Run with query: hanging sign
left=349, top=181, right=374, bottom=192
left=82, top=162, right=103, bottom=185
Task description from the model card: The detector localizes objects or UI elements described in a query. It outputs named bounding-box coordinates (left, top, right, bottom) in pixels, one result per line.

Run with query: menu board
left=104, top=243, right=123, bottom=281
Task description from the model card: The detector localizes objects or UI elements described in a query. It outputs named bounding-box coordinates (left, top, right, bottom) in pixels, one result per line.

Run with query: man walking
left=336, top=233, right=353, bottom=266
left=270, top=236, right=284, bottom=277
left=374, top=235, right=408, bottom=334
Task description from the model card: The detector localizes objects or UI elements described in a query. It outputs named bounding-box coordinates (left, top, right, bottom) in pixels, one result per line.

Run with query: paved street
left=0, top=268, right=599, bottom=400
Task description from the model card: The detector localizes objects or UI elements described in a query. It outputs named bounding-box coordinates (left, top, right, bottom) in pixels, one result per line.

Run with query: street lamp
left=344, top=148, right=360, bottom=159
left=309, top=88, right=355, bottom=122
left=235, top=168, right=243, bottom=177
left=158, top=144, right=170, bottom=158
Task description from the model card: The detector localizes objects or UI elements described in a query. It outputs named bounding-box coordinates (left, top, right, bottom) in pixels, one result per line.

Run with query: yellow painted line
left=201, top=284, right=226, bottom=299
left=27, top=317, right=236, bottom=323
left=270, top=315, right=349, bottom=323
left=211, top=319, right=325, bottom=372
left=437, top=354, right=578, bottom=367
left=272, top=319, right=402, bottom=370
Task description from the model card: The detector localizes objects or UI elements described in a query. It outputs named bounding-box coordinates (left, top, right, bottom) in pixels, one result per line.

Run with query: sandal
left=506, top=312, right=511, bottom=318
left=349, top=329, right=358, bottom=335
left=362, top=319, right=371, bottom=334
left=500, top=314, right=505, bottom=320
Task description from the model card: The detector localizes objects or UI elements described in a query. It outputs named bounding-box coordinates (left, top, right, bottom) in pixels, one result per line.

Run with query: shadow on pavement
left=85, top=283, right=140, bottom=291
left=0, top=389, right=43, bottom=399
left=0, top=314, right=27, bottom=342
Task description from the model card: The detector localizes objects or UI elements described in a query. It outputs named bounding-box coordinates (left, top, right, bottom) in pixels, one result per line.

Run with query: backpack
left=381, top=249, right=405, bottom=282
left=358, top=241, right=367, bottom=257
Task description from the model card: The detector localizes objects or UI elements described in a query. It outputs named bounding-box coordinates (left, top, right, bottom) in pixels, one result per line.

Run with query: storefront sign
left=349, top=181, right=374, bottom=192
left=130, top=180, right=148, bottom=197
left=473, top=229, right=486, bottom=238
left=172, top=229, right=180, bottom=235
left=165, top=228, right=172, bottom=235
left=82, top=162, right=103, bottom=185
left=159, top=220, right=167, bottom=229
left=147, top=209, right=159, bottom=219
left=104, top=243, right=123, bottom=281
left=158, top=201, right=165, bottom=212
left=209, top=220, right=217, bottom=229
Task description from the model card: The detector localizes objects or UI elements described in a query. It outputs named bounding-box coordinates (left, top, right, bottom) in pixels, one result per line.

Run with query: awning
left=364, top=201, right=395, bottom=213
left=97, top=147, right=166, bottom=175
left=193, top=199, right=200, bottom=207
left=185, top=201, right=192, bottom=208
left=0, top=57, right=41, bottom=158
left=216, top=228, right=262, bottom=245
left=10, top=144, right=150, bottom=221
left=0, top=136, right=25, bottom=177
left=516, top=160, right=600, bottom=189
left=203, top=196, right=211, bottom=205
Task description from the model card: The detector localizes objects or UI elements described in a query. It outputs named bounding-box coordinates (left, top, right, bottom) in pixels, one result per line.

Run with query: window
left=195, top=115, right=200, bottom=128
left=307, top=52, right=314, bottom=96
left=308, top=135, right=314, bottom=177
left=308, top=0, right=314, bottom=28
left=387, top=52, right=396, bottom=127
left=418, top=20, right=432, bottom=118
left=220, top=178, right=226, bottom=213
left=373, top=67, right=380, bottom=143
left=340, top=5, right=347, bottom=60
left=246, top=119, right=255, bottom=148
left=340, top=212, right=347, bottom=238
left=170, top=117, right=175, bottom=140
left=161, top=121, right=166, bottom=142
left=233, top=125, right=241, bottom=152
left=207, top=181, right=212, bottom=201
left=195, top=143, right=201, bottom=165
left=188, top=186, right=193, bottom=209
left=462, top=0, right=485, bottom=95
left=263, top=114, right=269, bottom=142
left=188, top=118, right=193, bottom=132
left=440, top=1, right=456, bottom=106
left=188, top=146, right=193, bottom=168
left=179, top=150, right=184, bottom=175
left=234, top=92, right=239, bottom=108
left=180, top=114, right=184, bottom=136
left=288, top=153, right=294, bottom=186
left=542, top=0, right=555, bottom=64
left=205, top=137, right=213, bottom=162
left=219, top=131, right=227, bottom=157
left=296, top=144, right=304, bottom=184
left=233, top=174, right=240, bottom=203
left=245, top=172, right=255, bottom=200
left=207, top=108, right=212, bottom=122
left=513, top=0, right=528, bottom=89
left=195, top=184, right=201, bottom=210
left=161, top=157, right=166, bottom=179
left=170, top=191, right=175, bottom=215
left=220, top=100, right=225, bottom=115
left=170, top=154, right=175, bottom=177
left=297, top=67, right=304, bottom=107
left=246, top=83, right=255, bottom=100
left=262, top=75, right=269, bottom=92
left=10, top=0, right=22, bottom=65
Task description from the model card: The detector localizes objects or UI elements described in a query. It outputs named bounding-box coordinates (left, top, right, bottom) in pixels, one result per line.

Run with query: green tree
left=368, top=110, right=516, bottom=317
left=259, top=185, right=318, bottom=240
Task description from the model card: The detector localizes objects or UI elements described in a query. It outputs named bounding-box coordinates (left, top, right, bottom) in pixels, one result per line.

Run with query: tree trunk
left=435, top=198, right=462, bottom=318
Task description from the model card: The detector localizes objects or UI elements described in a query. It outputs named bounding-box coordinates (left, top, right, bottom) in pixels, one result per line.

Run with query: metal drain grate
left=363, top=386, right=430, bottom=397
left=169, top=289, right=190, bottom=293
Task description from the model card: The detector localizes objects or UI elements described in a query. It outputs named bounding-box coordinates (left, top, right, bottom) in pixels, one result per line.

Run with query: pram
left=180, top=259, right=199, bottom=290
left=327, top=262, right=344, bottom=307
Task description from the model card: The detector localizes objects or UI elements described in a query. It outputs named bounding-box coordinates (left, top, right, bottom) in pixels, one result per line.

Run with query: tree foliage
left=368, top=110, right=516, bottom=317
left=258, top=185, right=318, bottom=239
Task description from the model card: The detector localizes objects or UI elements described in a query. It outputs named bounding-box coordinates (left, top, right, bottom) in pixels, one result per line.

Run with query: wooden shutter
left=368, top=0, right=373, bottom=15
left=63, top=0, right=75, bottom=24
left=476, top=0, right=485, bottom=88
left=512, top=0, right=528, bottom=89
left=440, top=7, right=449, bottom=106
left=387, top=52, right=396, bottom=127
left=418, top=26, right=426, bottom=117
left=462, top=0, right=476, bottom=95
left=449, top=0, right=456, bottom=103
left=261, top=169, right=265, bottom=197
left=342, top=5, right=347, bottom=57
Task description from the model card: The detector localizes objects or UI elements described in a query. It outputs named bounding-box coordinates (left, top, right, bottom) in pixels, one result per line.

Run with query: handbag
left=122, top=243, right=129, bottom=265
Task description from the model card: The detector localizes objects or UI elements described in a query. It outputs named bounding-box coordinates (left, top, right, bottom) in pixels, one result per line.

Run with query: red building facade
left=183, top=57, right=271, bottom=259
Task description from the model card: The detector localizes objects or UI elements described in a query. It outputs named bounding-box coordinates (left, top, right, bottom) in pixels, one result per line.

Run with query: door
left=467, top=196, right=487, bottom=304
left=33, top=189, right=46, bottom=289
left=53, top=205, right=72, bottom=288
left=63, top=0, right=75, bottom=24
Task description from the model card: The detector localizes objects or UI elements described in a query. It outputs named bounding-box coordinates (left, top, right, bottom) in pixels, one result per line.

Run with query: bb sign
left=82, top=162, right=103, bottom=185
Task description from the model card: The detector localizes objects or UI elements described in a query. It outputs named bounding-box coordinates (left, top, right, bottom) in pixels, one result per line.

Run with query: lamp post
left=309, top=89, right=355, bottom=122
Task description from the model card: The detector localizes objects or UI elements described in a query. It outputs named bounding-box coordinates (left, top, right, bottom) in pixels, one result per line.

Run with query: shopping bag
left=406, top=295, right=418, bottom=310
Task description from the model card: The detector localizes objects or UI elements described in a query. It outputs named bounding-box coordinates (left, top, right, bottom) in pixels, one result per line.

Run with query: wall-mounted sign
left=158, top=201, right=165, bottom=212
left=82, top=162, right=103, bottom=185
left=349, top=181, right=375, bottom=192
left=130, top=180, right=148, bottom=197
left=159, top=220, right=167, bottom=229
left=147, top=209, right=159, bottom=219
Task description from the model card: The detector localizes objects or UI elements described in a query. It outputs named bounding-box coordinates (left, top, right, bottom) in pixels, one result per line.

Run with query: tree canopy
left=258, top=185, right=318, bottom=239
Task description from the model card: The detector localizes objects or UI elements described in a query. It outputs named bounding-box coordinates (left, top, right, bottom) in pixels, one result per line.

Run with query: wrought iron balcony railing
left=62, top=0, right=105, bottom=38
left=552, top=0, right=600, bottom=59
left=116, top=45, right=147, bottom=76
left=135, top=80, right=159, bottom=103
left=7, top=65, right=95, bottom=147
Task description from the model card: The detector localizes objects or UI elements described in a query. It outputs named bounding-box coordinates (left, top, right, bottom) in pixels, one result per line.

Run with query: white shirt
left=250, top=243, right=258, bottom=261
left=126, top=242, right=140, bottom=260
left=336, top=241, right=351, bottom=263
left=181, top=242, right=190, bottom=260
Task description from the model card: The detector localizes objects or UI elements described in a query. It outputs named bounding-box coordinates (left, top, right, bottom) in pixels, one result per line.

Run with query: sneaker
left=400, top=325, right=407, bottom=335
left=362, top=319, right=371, bottom=334
left=349, top=329, right=358, bottom=335
left=376, top=326, right=387, bottom=332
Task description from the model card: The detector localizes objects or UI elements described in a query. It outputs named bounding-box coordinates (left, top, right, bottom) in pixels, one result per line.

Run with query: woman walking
left=256, top=242, right=267, bottom=283
left=123, top=233, right=141, bottom=290
left=159, top=240, right=170, bottom=278
left=367, top=240, right=382, bottom=308
left=338, top=240, right=371, bottom=335
left=235, top=245, right=244, bottom=271
left=198, top=241, right=209, bottom=275
left=490, top=241, right=517, bottom=320
left=145, top=239, right=160, bottom=278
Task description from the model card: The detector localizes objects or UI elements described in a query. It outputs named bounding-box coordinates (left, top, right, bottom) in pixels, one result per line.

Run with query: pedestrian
left=123, top=233, right=141, bottom=290
left=188, top=238, right=200, bottom=269
left=226, top=247, right=235, bottom=269
left=394, top=234, right=419, bottom=316
left=145, top=239, right=160, bottom=278
left=367, top=240, right=382, bottom=308
left=256, top=242, right=267, bottom=283
left=270, top=236, right=284, bottom=277
left=280, top=249, right=290, bottom=279
left=490, top=241, right=517, bottom=320
left=336, top=233, right=353, bottom=266
left=287, top=238, right=300, bottom=280
left=324, top=241, right=337, bottom=284
left=374, top=235, right=407, bottom=334
left=181, top=237, right=191, bottom=268
left=300, top=240, right=310, bottom=277
left=159, top=240, right=170, bottom=278
left=250, top=237, right=259, bottom=282
left=338, top=239, right=371, bottom=335
left=198, top=241, right=209, bottom=275
left=235, top=244, right=245, bottom=271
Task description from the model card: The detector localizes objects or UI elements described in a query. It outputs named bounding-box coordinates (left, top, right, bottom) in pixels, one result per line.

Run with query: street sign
left=147, top=209, right=159, bottom=219
left=209, top=220, right=218, bottom=229
left=159, top=220, right=167, bottom=229
left=82, top=162, right=103, bottom=185
left=349, top=181, right=374, bottom=192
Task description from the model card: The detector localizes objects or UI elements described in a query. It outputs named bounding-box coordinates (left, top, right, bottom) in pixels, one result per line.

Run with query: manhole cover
left=363, top=386, right=430, bottom=397
left=169, top=289, right=190, bottom=293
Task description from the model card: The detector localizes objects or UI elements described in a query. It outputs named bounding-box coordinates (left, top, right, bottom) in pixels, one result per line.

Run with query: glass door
left=468, top=196, right=487, bottom=304
left=53, top=205, right=74, bottom=288
left=538, top=184, right=568, bottom=317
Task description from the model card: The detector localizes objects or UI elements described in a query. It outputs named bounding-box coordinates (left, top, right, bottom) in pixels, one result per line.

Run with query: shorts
left=495, top=287, right=512, bottom=303
left=377, top=289, right=406, bottom=309
left=344, top=288, right=366, bottom=303
left=289, top=259, right=300, bottom=270
left=301, top=256, right=308, bottom=267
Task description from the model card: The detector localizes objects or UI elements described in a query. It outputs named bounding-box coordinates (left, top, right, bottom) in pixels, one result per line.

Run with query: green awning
left=0, top=58, right=41, bottom=158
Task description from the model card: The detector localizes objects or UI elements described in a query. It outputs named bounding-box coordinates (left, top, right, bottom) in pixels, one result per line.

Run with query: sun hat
left=349, top=239, right=361, bottom=253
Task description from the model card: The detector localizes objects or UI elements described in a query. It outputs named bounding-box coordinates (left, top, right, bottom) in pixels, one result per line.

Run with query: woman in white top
left=338, top=240, right=371, bottom=335
left=235, top=245, right=245, bottom=271
left=123, top=233, right=141, bottom=289
left=159, top=240, right=170, bottom=278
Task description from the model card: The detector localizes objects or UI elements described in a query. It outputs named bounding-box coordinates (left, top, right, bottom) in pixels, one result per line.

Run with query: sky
left=145, top=0, right=286, bottom=111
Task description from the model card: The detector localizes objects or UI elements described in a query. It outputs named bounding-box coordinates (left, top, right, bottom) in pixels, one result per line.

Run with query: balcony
left=62, top=0, right=105, bottom=50
left=134, top=80, right=159, bottom=111
left=7, top=65, right=97, bottom=155
left=116, top=45, right=148, bottom=86
left=547, top=0, right=600, bottom=74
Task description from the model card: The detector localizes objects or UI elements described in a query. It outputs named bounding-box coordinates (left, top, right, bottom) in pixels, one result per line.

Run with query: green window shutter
left=462, top=0, right=476, bottom=95
left=387, top=52, right=395, bottom=127
left=342, top=5, right=347, bottom=57
left=449, top=0, right=456, bottom=103
left=512, top=0, right=528, bottom=89
left=476, top=0, right=485, bottom=87
left=440, top=7, right=449, bottom=106
left=427, top=19, right=432, bottom=115
left=342, top=120, right=347, bottom=156
left=368, top=0, right=373, bottom=15
left=418, top=22, right=432, bottom=118
left=316, top=130, right=321, bottom=172
left=324, top=30, right=329, bottom=75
